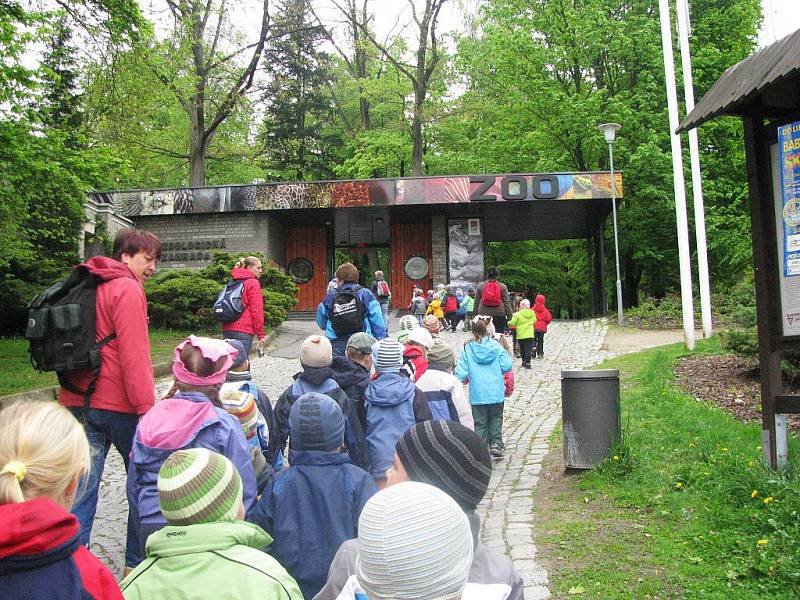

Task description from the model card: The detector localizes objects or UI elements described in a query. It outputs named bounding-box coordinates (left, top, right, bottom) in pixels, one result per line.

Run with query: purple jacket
left=127, top=392, right=257, bottom=526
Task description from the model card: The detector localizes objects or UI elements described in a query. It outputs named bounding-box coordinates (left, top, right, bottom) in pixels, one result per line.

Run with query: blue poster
left=779, top=120, right=800, bottom=277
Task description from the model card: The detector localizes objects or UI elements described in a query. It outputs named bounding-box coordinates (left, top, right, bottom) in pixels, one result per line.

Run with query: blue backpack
left=212, top=279, right=246, bottom=322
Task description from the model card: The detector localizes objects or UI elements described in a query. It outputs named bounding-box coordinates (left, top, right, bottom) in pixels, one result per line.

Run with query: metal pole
left=609, top=142, right=624, bottom=326
left=658, top=0, right=695, bottom=350
left=676, top=0, right=713, bottom=339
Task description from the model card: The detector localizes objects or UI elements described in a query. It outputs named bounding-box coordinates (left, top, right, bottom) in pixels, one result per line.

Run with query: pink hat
left=172, top=336, right=238, bottom=386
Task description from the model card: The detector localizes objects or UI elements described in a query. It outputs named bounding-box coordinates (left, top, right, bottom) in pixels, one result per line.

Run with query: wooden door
left=286, top=226, right=328, bottom=311
left=391, top=222, right=432, bottom=311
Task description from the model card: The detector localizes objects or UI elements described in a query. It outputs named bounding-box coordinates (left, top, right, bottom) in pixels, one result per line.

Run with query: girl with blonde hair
left=222, top=255, right=266, bottom=356
left=0, top=401, right=123, bottom=598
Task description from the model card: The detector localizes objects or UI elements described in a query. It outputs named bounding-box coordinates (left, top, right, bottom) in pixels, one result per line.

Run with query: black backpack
left=25, top=266, right=116, bottom=415
left=212, top=279, right=246, bottom=322
left=330, top=285, right=366, bottom=335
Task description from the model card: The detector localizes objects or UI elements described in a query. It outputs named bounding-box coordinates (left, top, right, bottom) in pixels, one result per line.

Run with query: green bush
left=720, top=326, right=758, bottom=357
left=626, top=295, right=688, bottom=329
left=145, top=251, right=298, bottom=331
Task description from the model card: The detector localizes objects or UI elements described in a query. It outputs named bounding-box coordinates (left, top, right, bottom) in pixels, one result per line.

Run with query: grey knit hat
left=427, top=338, right=455, bottom=370
left=289, top=392, right=345, bottom=451
left=355, top=482, right=473, bottom=600
left=372, top=337, right=404, bottom=373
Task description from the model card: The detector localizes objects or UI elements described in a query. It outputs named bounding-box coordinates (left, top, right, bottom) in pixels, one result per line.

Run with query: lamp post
left=598, top=122, right=623, bottom=326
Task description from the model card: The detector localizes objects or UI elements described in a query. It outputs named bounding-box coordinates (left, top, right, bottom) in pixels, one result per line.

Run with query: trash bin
left=561, top=369, right=621, bottom=469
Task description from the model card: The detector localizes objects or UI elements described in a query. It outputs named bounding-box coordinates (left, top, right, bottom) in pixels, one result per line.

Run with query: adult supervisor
left=222, top=256, right=266, bottom=356
left=58, top=228, right=161, bottom=572
left=475, top=266, right=513, bottom=333
left=317, top=262, right=387, bottom=356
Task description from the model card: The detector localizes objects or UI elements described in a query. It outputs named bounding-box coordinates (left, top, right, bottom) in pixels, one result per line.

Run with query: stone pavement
left=91, top=317, right=609, bottom=600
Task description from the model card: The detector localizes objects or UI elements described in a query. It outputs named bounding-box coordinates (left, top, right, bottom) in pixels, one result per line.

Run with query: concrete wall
left=431, top=214, right=448, bottom=285
left=133, top=212, right=286, bottom=269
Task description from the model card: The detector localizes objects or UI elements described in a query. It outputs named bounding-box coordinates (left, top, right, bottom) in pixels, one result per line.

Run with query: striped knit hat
left=372, top=337, right=404, bottom=373
left=396, top=315, right=418, bottom=343
left=422, top=314, right=440, bottom=334
left=220, top=389, right=259, bottom=441
left=158, top=448, right=243, bottom=526
left=396, top=421, right=492, bottom=511
left=355, top=482, right=473, bottom=600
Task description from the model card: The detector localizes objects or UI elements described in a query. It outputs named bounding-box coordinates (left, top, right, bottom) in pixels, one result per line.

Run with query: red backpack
left=482, top=280, right=502, bottom=306
left=444, top=294, right=458, bottom=312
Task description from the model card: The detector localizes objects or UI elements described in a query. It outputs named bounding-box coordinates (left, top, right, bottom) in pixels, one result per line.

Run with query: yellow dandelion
left=613, top=455, right=620, bottom=461
left=703, top=472, right=710, bottom=476
left=751, top=490, right=759, bottom=499
left=721, top=447, right=729, bottom=453
left=747, top=461, right=754, bottom=467
left=757, top=539, right=768, bottom=546
left=763, top=496, right=774, bottom=504
left=674, top=482, right=683, bottom=489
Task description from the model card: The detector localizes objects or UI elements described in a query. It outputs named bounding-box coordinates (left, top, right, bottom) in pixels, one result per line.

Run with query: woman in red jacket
left=222, top=256, right=266, bottom=356
left=0, top=401, right=123, bottom=599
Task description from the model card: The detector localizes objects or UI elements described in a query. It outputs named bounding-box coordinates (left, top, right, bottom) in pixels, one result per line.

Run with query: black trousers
left=534, top=330, right=545, bottom=357
left=519, top=338, right=534, bottom=364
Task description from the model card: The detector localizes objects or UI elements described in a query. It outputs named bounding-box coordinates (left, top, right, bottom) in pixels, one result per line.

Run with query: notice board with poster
left=775, top=120, right=800, bottom=335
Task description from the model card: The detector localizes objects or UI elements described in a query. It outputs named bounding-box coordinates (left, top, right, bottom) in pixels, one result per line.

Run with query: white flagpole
left=676, top=0, right=713, bottom=339
left=659, top=0, right=695, bottom=349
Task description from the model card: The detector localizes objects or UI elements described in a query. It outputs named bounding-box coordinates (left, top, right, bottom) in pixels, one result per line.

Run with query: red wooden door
left=390, top=222, right=432, bottom=311
left=286, top=226, right=328, bottom=311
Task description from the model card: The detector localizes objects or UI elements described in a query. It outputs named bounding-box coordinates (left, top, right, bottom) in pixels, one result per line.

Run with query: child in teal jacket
left=454, top=319, right=513, bottom=458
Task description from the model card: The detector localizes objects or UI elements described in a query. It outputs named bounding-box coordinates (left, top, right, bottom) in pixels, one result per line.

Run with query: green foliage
left=144, top=251, right=298, bottom=331
left=541, top=341, right=800, bottom=597
left=719, top=326, right=758, bottom=357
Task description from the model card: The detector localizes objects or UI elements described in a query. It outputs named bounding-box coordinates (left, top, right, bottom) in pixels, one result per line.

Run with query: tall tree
left=258, top=0, right=336, bottom=180
left=150, top=0, right=273, bottom=186
left=356, top=0, right=448, bottom=175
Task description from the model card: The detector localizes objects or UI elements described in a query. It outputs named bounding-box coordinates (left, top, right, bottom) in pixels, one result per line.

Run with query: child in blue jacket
left=454, top=319, right=513, bottom=458
left=364, top=337, right=432, bottom=487
left=247, top=392, right=377, bottom=600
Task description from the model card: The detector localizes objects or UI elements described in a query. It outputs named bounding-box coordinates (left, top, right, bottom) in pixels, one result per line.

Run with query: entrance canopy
left=91, top=171, right=623, bottom=241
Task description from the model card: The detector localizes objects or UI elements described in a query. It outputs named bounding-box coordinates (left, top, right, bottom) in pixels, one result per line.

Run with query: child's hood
left=143, top=521, right=271, bottom=559
left=466, top=338, right=503, bottom=365
left=133, top=393, right=219, bottom=450
left=535, top=294, right=546, bottom=305
left=364, top=372, right=417, bottom=407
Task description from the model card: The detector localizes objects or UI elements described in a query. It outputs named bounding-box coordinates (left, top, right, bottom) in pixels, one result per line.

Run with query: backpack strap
left=58, top=332, right=117, bottom=425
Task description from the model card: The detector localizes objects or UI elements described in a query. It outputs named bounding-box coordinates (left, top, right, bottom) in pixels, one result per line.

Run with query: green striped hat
left=158, top=448, right=243, bottom=526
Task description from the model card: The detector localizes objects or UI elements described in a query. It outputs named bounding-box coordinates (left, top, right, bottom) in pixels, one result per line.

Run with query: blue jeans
left=331, top=335, right=350, bottom=357
left=224, top=330, right=254, bottom=356
left=67, top=407, right=142, bottom=567
left=379, top=300, right=389, bottom=327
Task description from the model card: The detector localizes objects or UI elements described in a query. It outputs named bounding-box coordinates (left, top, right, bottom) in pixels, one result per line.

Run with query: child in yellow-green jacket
left=507, top=299, right=537, bottom=369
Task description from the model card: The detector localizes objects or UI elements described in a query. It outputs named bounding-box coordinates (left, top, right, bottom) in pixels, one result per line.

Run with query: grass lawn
left=535, top=337, right=800, bottom=598
left=0, top=328, right=213, bottom=397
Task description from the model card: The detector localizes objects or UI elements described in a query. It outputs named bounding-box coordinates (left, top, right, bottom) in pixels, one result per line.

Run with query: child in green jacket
left=507, top=299, right=537, bottom=368
left=120, top=449, right=302, bottom=600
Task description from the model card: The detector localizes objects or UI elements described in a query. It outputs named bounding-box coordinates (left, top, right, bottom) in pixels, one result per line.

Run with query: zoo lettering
left=469, top=175, right=559, bottom=202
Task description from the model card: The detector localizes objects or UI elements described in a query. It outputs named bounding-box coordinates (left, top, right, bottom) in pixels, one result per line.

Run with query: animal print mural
left=89, top=173, right=623, bottom=216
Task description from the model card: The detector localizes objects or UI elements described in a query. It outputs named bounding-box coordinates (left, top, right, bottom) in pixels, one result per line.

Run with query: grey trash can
left=561, top=369, right=621, bottom=469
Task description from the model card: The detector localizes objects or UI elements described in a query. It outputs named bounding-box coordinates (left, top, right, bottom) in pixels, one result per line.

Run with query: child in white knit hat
left=333, top=482, right=511, bottom=600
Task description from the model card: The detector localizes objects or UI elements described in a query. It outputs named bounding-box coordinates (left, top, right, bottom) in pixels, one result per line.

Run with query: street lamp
left=598, top=122, right=623, bottom=326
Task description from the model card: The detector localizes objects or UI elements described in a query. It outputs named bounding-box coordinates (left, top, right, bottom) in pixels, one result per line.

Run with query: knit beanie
left=427, top=339, right=455, bottom=370
left=398, top=315, right=418, bottom=332
left=396, top=421, right=492, bottom=511
left=406, top=327, right=433, bottom=349
left=220, top=388, right=259, bottom=441
left=423, top=314, right=440, bottom=334
left=289, top=392, right=345, bottom=451
left=223, top=338, right=248, bottom=369
left=520, top=298, right=531, bottom=309
left=300, top=335, right=333, bottom=368
left=158, top=448, right=243, bottom=526
left=355, top=482, right=473, bottom=600
left=372, top=337, right=404, bottom=373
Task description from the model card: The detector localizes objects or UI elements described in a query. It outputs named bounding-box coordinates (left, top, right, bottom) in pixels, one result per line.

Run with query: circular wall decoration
left=287, top=257, right=315, bottom=283
left=404, top=255, right=429, bottom=280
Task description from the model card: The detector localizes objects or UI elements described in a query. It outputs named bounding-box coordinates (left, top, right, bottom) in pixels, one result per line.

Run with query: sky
left=759, top=0, right=800, bottom=47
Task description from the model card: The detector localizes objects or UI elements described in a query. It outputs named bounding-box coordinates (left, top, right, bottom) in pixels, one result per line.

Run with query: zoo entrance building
left=86, top=172, right=623, bottom=316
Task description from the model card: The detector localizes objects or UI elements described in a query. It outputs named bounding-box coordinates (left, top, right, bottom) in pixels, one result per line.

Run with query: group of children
left=0, top=295, right=561, bottom=599
left=411, top=283, right=475, bottom=332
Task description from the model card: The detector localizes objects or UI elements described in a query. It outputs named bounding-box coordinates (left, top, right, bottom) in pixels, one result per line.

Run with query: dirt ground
left=600, top=325, right=705, bottom=355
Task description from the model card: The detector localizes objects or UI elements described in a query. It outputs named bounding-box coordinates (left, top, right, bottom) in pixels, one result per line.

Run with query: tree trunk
left=411, top=91, right=424, bottom=175
left=190, top=142, right=206, bottom=187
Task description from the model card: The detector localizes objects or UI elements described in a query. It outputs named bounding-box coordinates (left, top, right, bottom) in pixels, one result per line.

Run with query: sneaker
left=522, top=362, right=531, bottom=369
left=489, top=444, right=504, bottom=458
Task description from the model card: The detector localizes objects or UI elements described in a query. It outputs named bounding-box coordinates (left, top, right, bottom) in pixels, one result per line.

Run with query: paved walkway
left=92, top=317, right=608, bottom=600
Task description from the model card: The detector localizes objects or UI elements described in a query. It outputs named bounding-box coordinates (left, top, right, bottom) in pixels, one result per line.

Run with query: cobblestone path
left=93, top=318, right=608, bottom=600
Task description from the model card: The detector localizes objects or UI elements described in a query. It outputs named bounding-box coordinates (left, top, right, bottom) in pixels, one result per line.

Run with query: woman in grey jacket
left=313, top=420, right=524, bottom=600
